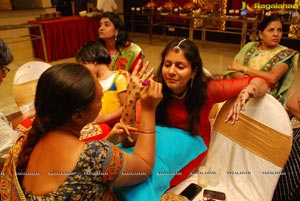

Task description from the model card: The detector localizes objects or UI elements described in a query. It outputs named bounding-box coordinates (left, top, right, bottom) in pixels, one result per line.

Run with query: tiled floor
left=0, top=33, right=240, bottom=116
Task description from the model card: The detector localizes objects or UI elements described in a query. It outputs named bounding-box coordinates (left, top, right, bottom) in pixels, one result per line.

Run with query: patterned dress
left=0, top=122, right=124, bottom=201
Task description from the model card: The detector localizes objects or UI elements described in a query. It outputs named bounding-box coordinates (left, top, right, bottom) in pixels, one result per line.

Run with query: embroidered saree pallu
left=226, top=42, right=299, bottom=104
left=0, top=120, right=32, bottom=201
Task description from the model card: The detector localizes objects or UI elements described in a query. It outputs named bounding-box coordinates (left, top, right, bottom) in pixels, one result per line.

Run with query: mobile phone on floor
left=203, top=189, right=226, bottom=201
left=179, top=183, right=202, bottom=200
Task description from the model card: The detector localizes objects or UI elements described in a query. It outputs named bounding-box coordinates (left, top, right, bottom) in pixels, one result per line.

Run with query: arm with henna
left=225, top=77, right=269, bottom=124
left=120, top=60, right=154, bottom=147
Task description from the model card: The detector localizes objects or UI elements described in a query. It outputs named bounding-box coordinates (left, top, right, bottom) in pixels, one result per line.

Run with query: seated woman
left=0, top=63, right=162, bottom=200
left=225, top=16, right=299, bottom=104
left=114, top=38, right=270, bottom=201
left=98, top=12, right=143, bottom=73
left=76, top=41, right=127, bottom=133
left=0, top=38, right=35, bottom=169
left=149, top=38, right=270, bottom=187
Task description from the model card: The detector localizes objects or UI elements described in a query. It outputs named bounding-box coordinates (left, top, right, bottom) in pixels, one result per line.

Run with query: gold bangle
left=243, top=67, right=248, bottom=74
left=139, top=130, right=155, bottom=134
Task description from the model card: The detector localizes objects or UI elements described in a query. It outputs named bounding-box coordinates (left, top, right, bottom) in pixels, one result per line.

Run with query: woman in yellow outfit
left=76, top=41, right=128, bottom=139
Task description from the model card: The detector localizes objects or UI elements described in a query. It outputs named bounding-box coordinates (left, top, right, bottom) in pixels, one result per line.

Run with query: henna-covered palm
left=120, top=59, right=154, bottom=145
left=121, top=60, right=153, bottom=125
left=129, top=60, right=153, bottom=97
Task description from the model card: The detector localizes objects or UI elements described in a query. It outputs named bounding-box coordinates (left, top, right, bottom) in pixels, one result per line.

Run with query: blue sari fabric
left=114, top=125, right=207, bottom=201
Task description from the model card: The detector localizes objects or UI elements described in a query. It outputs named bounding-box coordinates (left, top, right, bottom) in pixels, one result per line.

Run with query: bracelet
left=139, top=130, right=155, bottom=134
left=243, top=67, right=248, bottom=75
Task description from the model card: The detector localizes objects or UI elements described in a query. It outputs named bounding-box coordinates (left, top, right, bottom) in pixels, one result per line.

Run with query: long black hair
left=17, top=63, right=96, bottom=179
left=156, top=38, right=211, bottom=135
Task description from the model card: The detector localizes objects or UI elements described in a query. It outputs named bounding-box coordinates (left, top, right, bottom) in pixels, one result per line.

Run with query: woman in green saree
left=224, top=16, right=300, bottom=201
left=225, top=16, right=299, bottom=104
left=98, top=12, right=143, bottom=74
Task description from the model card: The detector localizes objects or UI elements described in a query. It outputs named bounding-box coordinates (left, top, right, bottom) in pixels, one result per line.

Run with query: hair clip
left=173, top=38, right=186, bottom=52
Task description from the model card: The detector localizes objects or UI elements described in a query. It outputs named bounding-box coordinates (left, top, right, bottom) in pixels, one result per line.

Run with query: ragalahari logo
left=240, top=1, right=300, bottom=16
left=240, top=1, right=255, bottom=16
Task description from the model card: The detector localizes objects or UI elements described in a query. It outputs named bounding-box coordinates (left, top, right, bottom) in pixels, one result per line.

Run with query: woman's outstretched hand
left=105, top=123, right=138, bottom=144
left=224, top=87, right=251, bottom=124
left=225, top=77, right=269, bottom=124
left=119, top=59, right=156, bottom=145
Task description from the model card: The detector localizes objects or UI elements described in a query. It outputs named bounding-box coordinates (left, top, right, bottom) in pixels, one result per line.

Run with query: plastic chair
left=13, top=61, right=51, bottom=114
left=168, top=94, right=293, bottom=201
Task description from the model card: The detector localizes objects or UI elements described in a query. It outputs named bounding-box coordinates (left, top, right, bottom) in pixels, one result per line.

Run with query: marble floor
left=0, top=33, right=240, bottom=116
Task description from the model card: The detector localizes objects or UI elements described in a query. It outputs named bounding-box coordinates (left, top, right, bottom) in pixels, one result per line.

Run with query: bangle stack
left=139, top=130, right=155, bottom=134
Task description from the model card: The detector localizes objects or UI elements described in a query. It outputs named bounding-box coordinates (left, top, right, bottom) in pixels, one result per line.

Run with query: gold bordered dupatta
left=0, top=121, right=32, bottom=201
left=243, top=43, right=298, bottom=104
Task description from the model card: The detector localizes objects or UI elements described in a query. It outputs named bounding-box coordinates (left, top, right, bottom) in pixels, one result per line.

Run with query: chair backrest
left=13, top=61, right=51, bottom=114
left=203, top=94, right=293, bottom=201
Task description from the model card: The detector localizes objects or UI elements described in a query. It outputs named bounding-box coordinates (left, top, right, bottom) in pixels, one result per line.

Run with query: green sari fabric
left=226, top=42, right=299, bottom=104
left=109, top=42, right=142, bottom=73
